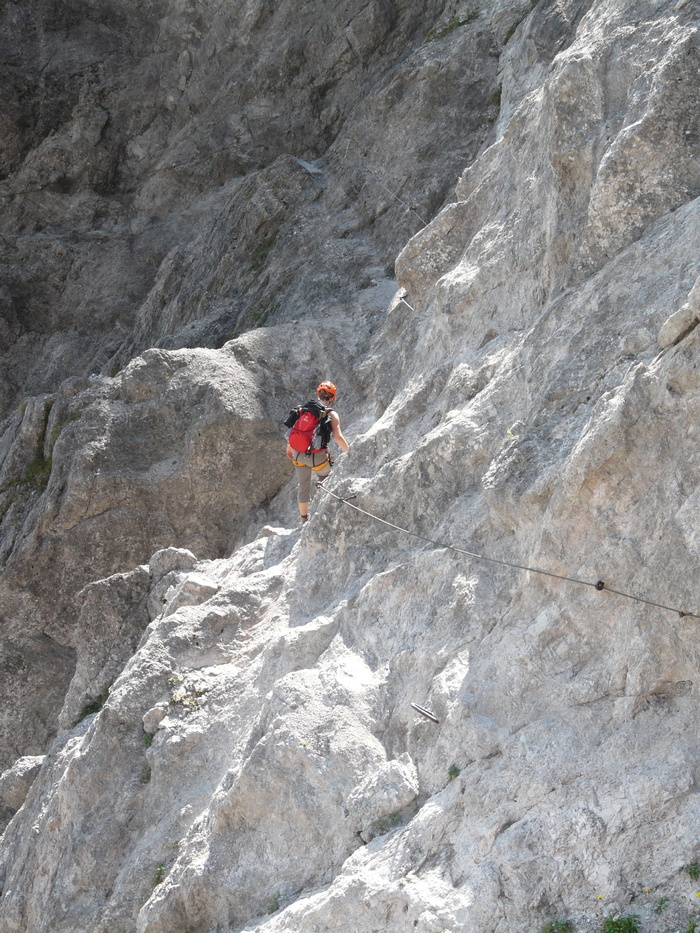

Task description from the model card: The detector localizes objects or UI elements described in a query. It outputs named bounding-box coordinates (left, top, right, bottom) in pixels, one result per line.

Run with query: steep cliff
left=1, top=0, right=699, bottom=931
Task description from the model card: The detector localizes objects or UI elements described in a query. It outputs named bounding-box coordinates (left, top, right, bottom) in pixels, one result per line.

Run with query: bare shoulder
left=329, top=409, right=340, bottom=424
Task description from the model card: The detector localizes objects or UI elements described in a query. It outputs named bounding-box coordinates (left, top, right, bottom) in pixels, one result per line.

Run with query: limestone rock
left=58, top=566, right=152, bottom=731
left=0, top=339, right=299, bottom=773
left=149, top=548, right=198, bottom=584
left=160, top=573, right=220, bottom=618
left=345, top=753, right=419, bottom=840
left=0, top=756, right=45, bottom=812
left=1, top=0, right=700, bottom=931
left=659, top=276, right=700, bottom=347
left=142, top=703, right=169, bottom=734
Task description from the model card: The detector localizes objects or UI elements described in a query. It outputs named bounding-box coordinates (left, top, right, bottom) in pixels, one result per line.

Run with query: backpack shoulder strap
left=302, top=400, right=327, bottom=418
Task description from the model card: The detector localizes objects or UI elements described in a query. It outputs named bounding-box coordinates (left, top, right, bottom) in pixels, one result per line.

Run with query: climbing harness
left=317, top=484, right=699, bottom=620
left=292, top=453, right=331, bottom=471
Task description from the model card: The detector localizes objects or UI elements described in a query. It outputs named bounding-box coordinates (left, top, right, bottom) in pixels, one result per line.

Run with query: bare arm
left=329, top=411, right=349, bottom=452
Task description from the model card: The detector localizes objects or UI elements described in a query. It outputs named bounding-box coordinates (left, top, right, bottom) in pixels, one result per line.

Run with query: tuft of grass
left=8, top=454, right=53, bottom=491
left=503, top=0, right=539, bottom=41
left=425, top=12, right=478, bottom=42
left=169, top=675, right=207, bottom=713
left=448, top=764, right=461, bottom=780
left=490, top=85, right=502, bottom=108
left=686, top=863, right=700, bottom=881
left=142, top=731, right=154, bottom=749
left=249, top=231, right=278, bottom=274
left=250, top=307, right=269, bottom=328
left=541, top=922, right=573, bottom=933
left=153, top=864, right=166, bottom=887
left=75, top=691, right=108, bottom=725
left=601, top=916, right=640, bottom=933
left=653, top=896, right=669, bottom=915
left=267, top=895, right=280, bottom=914
left=49, top=414, right=80, bottom=448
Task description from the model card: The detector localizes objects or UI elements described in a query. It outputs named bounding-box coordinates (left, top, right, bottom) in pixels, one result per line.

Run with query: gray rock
left=149, top=548, right=198, bottom=584
left=0, top=756, right=45, bottom=812
left=142, top=703, right=169, bottom=734
left=1, top=0, right=700, bottom=931
left=345, top=753, right=419, bottom=840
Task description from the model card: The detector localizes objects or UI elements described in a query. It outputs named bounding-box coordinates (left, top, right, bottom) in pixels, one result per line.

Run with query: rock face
left=0, top=0, right=499, bottom=415
left=1, top=0, right=700, bottom=931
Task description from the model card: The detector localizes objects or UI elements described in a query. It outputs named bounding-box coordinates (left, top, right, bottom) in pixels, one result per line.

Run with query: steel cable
left=318, top=483, right=699, bottom=620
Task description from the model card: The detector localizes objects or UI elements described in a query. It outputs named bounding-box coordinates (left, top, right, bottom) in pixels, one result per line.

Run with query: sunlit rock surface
left=1, top=0, right=699, bottom=931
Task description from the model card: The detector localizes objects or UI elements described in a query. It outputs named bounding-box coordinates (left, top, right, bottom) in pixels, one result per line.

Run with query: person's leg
left=315, top=459, right=331, bottom=483
left=296, top=461, right=312, bottom=522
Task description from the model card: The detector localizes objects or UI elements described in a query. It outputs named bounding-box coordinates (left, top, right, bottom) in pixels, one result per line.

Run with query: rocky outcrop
left=1, top=0, right=700, bottom=931
left=0, top=0, right=502, bottom=417
left=0, top=756, right=45, bottom=813
left=0, top=333, right=317, bottom=770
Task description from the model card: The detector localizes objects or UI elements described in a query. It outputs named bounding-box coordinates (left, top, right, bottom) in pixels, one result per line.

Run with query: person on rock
left=285, top=380, right=349, bottom=524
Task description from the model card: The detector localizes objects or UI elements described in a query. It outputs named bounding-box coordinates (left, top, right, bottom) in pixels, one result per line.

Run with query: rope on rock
left=317, top=483, right=699, bottom=620
left=363, top=168, right=430, bottom=229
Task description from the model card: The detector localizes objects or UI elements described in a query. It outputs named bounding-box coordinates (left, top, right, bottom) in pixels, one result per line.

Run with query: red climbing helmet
left=316, top=381, right=337, bottom=401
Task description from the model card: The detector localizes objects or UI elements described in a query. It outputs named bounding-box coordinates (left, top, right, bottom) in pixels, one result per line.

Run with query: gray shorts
left=291, top=450, right=331, bottom=503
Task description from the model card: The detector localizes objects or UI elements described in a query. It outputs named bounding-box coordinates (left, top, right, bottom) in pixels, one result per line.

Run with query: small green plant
left=448, top=764, right=461, bottom=780
left=142, top=731, right=154, bottom=749
left=49, top=414, right=80, bottom=448
left=540, top=922, right=573, bottom=933
left=169, top=676, right=207, bottom=713
left=17, top=454, right=53, bottom=491
left=153, top=864, right=166, bottom=887
left=249, top=231, right=278, bottom=274
left=425, top=12, right=478, bottom=42
left=685, top=919, right=698, bottom=933
left=503, top=0, right=539, bottom=41
left=601, top=915, right=640, bottom=933
left=250, top=307, right=269, bottom=327
left=267, top=895, right=280, bottom=914
left=653, top=896, right=669, bottom=915
left=686, top=863, right=700, bottom=881
left=389, top=811, right=402, bottom=826
left=504, top=21, right=519, bottom=41
left=75, top=691, right=108, bottom=725
left=490, top=85, right=502, bottom=108
left=140, top=764, right=152, bottom=784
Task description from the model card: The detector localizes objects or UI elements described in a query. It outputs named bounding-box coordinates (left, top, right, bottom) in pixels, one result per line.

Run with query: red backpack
left=286, top=401, right=332, bottom=454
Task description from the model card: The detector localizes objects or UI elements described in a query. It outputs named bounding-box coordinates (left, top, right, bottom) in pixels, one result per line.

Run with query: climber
left=285, top=380, right=349, bottom=524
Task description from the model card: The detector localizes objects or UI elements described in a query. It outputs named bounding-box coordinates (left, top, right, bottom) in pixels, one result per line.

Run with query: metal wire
left=318, top=484, right=699, bottom=620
